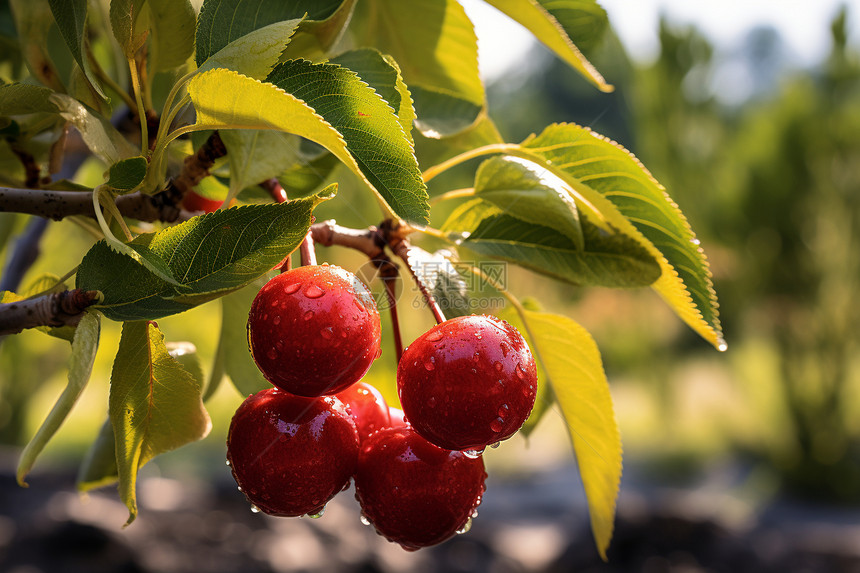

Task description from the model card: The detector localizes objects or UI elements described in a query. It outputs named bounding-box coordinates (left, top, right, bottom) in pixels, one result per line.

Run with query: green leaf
left=50, top=93, right=138, bottom=164
left=444, top=198, right=661, bottom=287
left=187, top=65, right=428, bottom=223
left=9, top=0, right=66, bottom=92
left=519, top=123, right=724, bottom=349
left=76, top=192, right=332, bottom=321
left=518, top=309, right=620, bottom=560
left=16, top=312, right=101, bottom=486
left=77, top=417, right=119, bottom=492
left=109, top=0, right=148, bottom=58
left=536, top=0, right=609, bottom=53
left=482, top=0, right=611, bottom=92
left=497, top=302, right=554, bottom=437
left=107, top=156, right=147, bottom=192
left=0, top=84, right=135, bottom=164
left=0, top=82, right=58, bottom=115
left=219, top=130, right=301, bottom=198
left=416, top=114, right=504, bottom=168
left=267, top=59, right=428, bottom=223
left=352, top=0, right=484, bottom=138
left=166, top=342, right=205, bottom=390
left=197, top=19, right=303, bottom=79
left=147, top=0, right=195, bottom=72
left=282, top=0, right=356, bottom=59
left=110, top=320, right=212, bottom=525
left=48, top=0, right=106, bottom=99
left=94, top=186, right=182, bottom=286
left=194, top=0, right=343, bottom=66
left=330, top=48, right=415, bottom=145
left=474, top=155, right=584, bottom=248
left=277, top=148, right=340, bottom=199
left=404, top=246, right=471, bottom=318
left=217, top=277, right=270, bottom=397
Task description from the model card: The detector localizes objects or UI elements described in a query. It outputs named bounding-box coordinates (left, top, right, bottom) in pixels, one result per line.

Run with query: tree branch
left=0, top=289, right=101, bottom=336
left=0, top=132, right=228, bottom=223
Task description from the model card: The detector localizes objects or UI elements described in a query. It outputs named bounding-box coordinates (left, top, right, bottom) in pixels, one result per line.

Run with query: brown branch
left=0, top=132, right=228, bottom=223
left=310, top=220, right=385, bottom=259
left=0, top=289, right=101, bottom=336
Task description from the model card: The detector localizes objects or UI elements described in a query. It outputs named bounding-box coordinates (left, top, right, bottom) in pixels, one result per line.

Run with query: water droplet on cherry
left=284, top=283, right=301, bottom=294
left=306, top=506, right=326, bottom=519
left=360, top=514, right=371, bottom=526
left=424, top=356, right=436, bottom=371
left=303, top=310, right=315, bottom=321
left=494, top=361, right=503, bottom=372
left=426, top=330, right=443, bottom=342
left=456, top=518, right=472, bottom=534
left=490, top=418, right=505, bottom=433
left=515, top=363, right=527, bottom=380
left=320, top=327, right=334, bottom=340
left=304, top=284, right=324, bottom=299
left=250, top=504, right=261, bottom=514
left=462, top=448, right=484, bottom=459
left=273, top=315, right=281, bottom=325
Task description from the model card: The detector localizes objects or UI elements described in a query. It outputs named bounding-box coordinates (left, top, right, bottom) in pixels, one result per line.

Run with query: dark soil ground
left=1, top=459, right=859, bottom=573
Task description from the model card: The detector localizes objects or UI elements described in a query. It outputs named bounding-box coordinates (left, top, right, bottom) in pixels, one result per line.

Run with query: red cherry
left=226, top=388, right=359, bottom=517
left=182, top=190, right=223, bottom=213
left=354, top=426, right=487, bottom=550
left=335, top=382, right=390, bottom=441
left=387, top=406, right=407, bottom=429
left=397, top=315, right=537, bottom=452
left=248, top=265, right=382, bottom=396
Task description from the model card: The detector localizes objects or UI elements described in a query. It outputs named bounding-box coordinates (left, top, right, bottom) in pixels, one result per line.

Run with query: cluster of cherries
left=227, top=263, right=538, bottom=550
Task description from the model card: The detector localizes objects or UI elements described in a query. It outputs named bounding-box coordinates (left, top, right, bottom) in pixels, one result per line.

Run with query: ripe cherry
left=182, top=190, right=223, bottom=213
left=354, top=426, right=487, bottom=550
left=387, top=406, right=407, bottom=429
left=226, top=388, right=359, bottom=517
left=397, top=315, right=537, bottom=452
left=248, top=265, right=382, bottom=396
left=335, top=382, right=390, bottom=442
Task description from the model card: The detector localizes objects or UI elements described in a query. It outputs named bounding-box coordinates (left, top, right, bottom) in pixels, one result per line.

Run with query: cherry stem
left=300, top=231, right=317, bottom=267
left=380, top=262, right=404, bottom=363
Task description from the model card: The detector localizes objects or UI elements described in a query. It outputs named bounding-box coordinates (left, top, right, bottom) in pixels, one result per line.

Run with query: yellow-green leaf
left=519, top=309, right=620, bottom=560
left=483, top=0, right=611, bottom=92
left=109, top=320, right=212, bottom=525
left=352, top=0, right=484, bottom=138
left=188, top=66, right=428, bottom=223
left=16, top=312, right=101, bottom=486
left=518, top=123, right=724, bottom=349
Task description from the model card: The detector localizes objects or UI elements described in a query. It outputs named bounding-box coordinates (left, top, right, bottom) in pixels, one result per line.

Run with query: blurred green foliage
left=487, top=7, right=860, bottom=501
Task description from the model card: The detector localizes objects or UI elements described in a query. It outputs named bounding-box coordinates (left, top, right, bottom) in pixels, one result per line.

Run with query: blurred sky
left=461, top=0, right=860, bottom=80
